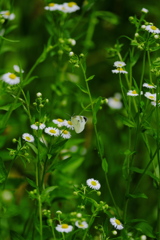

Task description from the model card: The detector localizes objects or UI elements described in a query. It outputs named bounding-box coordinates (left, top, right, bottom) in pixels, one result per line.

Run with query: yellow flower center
left=149, top=96, right=154, bottom=99
left=68, top=2, right=77, bottom=7
left=61, top=224, right=69, bottom=229
left=5, top=11, right=10, bottom=16
left=151, top=26, right=157, bottom=30
left=57, top=118, right=63, bottom=122
left=9, top=73, right=17, bottom=79
left=78, top=223, right=84, bottom=227
left=115, top=219, right=121, bottom=225
left=25, top=137, right=31, bottom=141
left=48, top=3, right=55, bottom=7
left=132, top=90, right=137, bottom=94
left=62, top=130, right=68, bottom=134
left=117, top=67, right=124, bottom=71
left=67, top=121, right=73, bottom=125
left=91, top=180, right=97, bottom=186
left=50, top=129, right=56, bottom=133
left=113, top=98, right=119, bottom=102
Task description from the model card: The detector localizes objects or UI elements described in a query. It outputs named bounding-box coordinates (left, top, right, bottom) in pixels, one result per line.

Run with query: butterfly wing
left=71, top=116, right=87, bottom=133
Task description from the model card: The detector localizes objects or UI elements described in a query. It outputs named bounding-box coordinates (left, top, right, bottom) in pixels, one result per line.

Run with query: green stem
left=80, top=61, right=120, bottom=217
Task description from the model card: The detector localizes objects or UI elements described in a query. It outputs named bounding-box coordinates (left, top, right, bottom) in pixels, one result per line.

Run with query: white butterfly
left=71, top=116, right=87, bottom=133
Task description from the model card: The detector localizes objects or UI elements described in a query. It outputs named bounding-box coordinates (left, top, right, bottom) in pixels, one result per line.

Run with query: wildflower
left=68, top=38, right=76, bottom=46
left=13, top=65, right=24, bottom=73
left=113, top=61, right=126, bottom=67
left=141, top=8, right=149, bottom=13
left=31, top=122, right=46, bottom=130
left=75, top=221, right=88, bottom=229
left=110, top=217, right=124, bottom=230
left=143, top=83, right=156, bottom=89
left=145, top=25, right=160, bottom=34
left=1, top=73, right=20, bottom=85
left=140, top=235, right=147, bottom=240
left=52, top=118, right=65, bottom=127
left=86, top=178, right=101, bottom=190
left=64, top=120, right=74, bottom=130
left=112, top=68, right=128, bottom=74
left=59, top=2, right=80, bottom=13
left=44, top=3, right=60, bottom=11
left=144, top=92, right=156, bottom=101
left=45, top=127, right=60, bottom=136
left=36, top=92, right=42, bottom=97
left=55, top=223, right=73, bottom=233
left=0, top=10, right=15, bottom=20
left=22, top=133, right=35, bottom=142
left=151, top=100, right=160, bottom=107
left=69, top=51, right=74, bottom=56
left=61, top=130, right=71, bottom=139
left=127, top=90, right=139, bottom=96
left=107, top=93, right=123, bottom=109
left=112, top=230, right=118, bottom=235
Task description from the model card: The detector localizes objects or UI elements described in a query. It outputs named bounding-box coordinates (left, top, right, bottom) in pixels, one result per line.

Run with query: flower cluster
left=0, top=10, right=15, bottom=20
left=112, top=61, right=128, bottom=74
left=0, top=65, right=24, bottom=85
left=44, top=2, right=80, bottom=13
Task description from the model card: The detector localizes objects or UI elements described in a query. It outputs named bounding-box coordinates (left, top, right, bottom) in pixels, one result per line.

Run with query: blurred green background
left=1, top=0, right=160, bottom=238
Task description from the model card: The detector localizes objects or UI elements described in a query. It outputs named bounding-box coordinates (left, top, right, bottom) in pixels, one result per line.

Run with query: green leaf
left=0, top=159, right=7, bottom=183
left=86, top=75, right=95, bottom=81
left=127, top=193, right=148, bottom=199
left=102, top=158, right=108, bottom=173
left=135, top=222, right=156, bottom=238
left=120, top=116, right=136, bottom=128
left=131, top=167, right=160, bottom=182
left=27, top=143, right=38, bottom=155
left=95, top=11, right=119, bottom=25
left=93, top=96, right=102, bottom=124
left=0, top=102, right=22, bottom=111
left=75, top=83, right=89, bottom=94
left=26, top=177, right=37, bottom=188
left=41, top=186, right=58, bottom=202
left=23, top=76, right=38, bottom=86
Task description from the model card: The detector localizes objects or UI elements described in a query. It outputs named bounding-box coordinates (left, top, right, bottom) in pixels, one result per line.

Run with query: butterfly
left=71, top=115, right=87, bottom=133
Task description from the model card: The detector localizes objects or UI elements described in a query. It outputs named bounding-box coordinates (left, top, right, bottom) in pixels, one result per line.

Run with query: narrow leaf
left=86, top=75, right=95, bottom=81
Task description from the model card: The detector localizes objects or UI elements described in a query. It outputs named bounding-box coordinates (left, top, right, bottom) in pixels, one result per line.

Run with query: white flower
left=144, top=92, right=156, bottom=100
left=44, top=3, right=60, bottom=11
left=61, top=130, right=71, bottom=139
left=110, top=217, right=124, bottom=230
left=55, top=223, right=73, bottom=233
left=13, top=65, right=24, bottom=73
left=52, top=118, right=65, bottom=127
left=22, top=133, right=35, bottom=142
left=113, top=61, right=126, bottom=67
left=127, top=90, right=139, bottom=96
left=143, top=83, right=156, bottom=89
left=107, top=93, right=123, bottom=109
left=151, top=100, right=160, bottom=107
left=145, top=25, right=160, bottom=34
left=69, top=51, right=74, bottom=56
left=75, top=221, right=88, bottom=229
left=59, top=2, right=80, bottom=13
left=64, top=120, right=74, bottom=130
left=45, top=127, right=60, bottom=136
left=31, top=122, right=46, bottom=130
left=140, top=235, right=147, bottom=240
left=68, top=38, right=76, bottom=46
left=112, top=68, right=128, bottom=74
left=141, top=8, right=149, bottom=13
left=1, top=73, right=20, bottom=85
left=0, top=11, right=15, bottom=20
left=86, top=178, right=101, bottom=190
